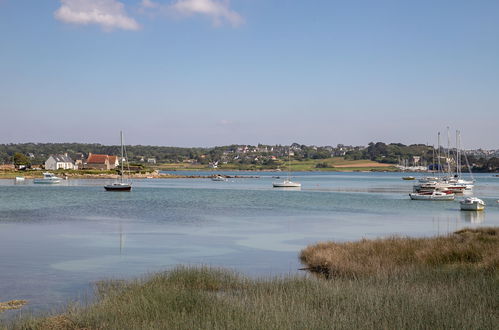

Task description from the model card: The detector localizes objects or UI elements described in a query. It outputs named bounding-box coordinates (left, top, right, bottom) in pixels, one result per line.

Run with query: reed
left=299, top=227, right=499, bottom=278
left=8, top=228, right=498, bottom=330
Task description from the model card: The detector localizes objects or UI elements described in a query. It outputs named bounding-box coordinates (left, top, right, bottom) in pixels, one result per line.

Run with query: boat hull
left=211, top=176, right=228, bottom=181
left=104, top=184, right=132, bottom=191
left=33, top=179, right=61, bottom=184
left=273, top=182, right=301, bottom=188
left=460, top=203, right=484, bottom=211
left=409, top=193, right=455, bottom=201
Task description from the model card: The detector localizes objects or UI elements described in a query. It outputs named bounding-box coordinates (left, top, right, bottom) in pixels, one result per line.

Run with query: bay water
left=1, top=172, right=498, bottom=318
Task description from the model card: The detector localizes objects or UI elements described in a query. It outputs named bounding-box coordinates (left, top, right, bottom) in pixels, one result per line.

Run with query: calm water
left=1, top=172, right=499, bottom=319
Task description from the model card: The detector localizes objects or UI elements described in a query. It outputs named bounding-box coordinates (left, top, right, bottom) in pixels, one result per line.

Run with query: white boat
left=104, top=131, right=132, bottom=191
left=34, top=172, right=61, bottom=184
left=273, top=149, right=300, bottom=188
left=211, top=175, right=228, bottom=182
left=409, top=191, right=455, bottom=201
left=460, top=197, right=485, bottom=211
left=418, top=176, right=439, bottom=183
left=272, top=179, right=301, bottom=188
left=15, top=176, right=25, bottom=182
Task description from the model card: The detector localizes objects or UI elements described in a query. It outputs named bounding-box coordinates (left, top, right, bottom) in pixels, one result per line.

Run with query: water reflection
left=459, top=211, right=485, bottom=224
left=271, top=187, right=301, bottom=192
left=119, top=223, right=125, bottom=255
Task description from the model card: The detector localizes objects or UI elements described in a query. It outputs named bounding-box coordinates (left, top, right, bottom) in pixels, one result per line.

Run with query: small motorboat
left=460, top=197, right=485, bottom=211
left=402, top=176, right=415, bottom=180
left=34, top=172, right=61, bottom=184
left=409, top=191, right=455, bottom=201
left=15, top=176, right=25, bottom=182
left=211, top=175, right=228, bottom=182
left=273, top=179, right=301, bottom=188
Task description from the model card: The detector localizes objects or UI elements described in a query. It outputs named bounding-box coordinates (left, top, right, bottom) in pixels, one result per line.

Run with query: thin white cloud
left=140, top=0, right=160, bottom=9
left=141, top=0, right=244, bottom=27
left=54, top=0, right=140, bottom=31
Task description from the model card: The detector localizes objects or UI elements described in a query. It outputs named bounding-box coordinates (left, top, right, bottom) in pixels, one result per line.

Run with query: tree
left=13, top=153, right=30, bottom=167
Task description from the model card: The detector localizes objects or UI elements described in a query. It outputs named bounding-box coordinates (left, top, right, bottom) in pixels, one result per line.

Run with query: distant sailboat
left=104, top=131, right=132, bottom=191
left=273, top=149, right=301, bottom=188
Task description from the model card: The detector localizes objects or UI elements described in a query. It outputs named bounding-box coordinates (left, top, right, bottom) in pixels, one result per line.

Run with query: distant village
left=0, top=142, right=498, bottom=172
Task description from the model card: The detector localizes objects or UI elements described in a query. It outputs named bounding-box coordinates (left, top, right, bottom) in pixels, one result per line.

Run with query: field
left=155, top=157, right=397, bottom=172
left=7, top=228, right=498, bottom=330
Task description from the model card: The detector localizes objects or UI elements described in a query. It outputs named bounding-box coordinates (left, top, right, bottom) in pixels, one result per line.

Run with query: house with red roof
left=85, top=153, right=119, bottom=170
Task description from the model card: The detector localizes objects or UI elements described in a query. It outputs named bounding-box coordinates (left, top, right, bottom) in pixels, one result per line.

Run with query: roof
left=108, top=155, right=118, bottom=164
left=50, top=154, right=73, bottom=163
left=86, top=153, right=109, bottom=164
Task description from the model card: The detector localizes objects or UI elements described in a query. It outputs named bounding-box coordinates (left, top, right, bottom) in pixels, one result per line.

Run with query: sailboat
left=273, top=149, right=301, bottom=188
left=104, top=131, right=132, bottom=191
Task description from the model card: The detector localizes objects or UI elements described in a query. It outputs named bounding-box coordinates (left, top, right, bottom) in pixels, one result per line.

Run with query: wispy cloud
left=54, top=0, right=140, bottom=31
left=140, top=0, right=160, bottom=9
left=141, top=0, right=244, bottom=27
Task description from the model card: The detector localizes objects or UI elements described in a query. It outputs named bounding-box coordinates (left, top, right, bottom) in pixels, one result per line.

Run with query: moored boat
left=272, top=179, right=301, bottom=188
left=402, top=176, right=415, bottom=180
left=418, top=176, right=439, bottom=183
left=104, top=131, right=132, bottom=192
left=273, top=148, right=300, bottom=188
left=211, top=175, right=228, bottom=181
left=460, top=197, right=485, bottom=211
left=104, top=182, right=132, bottom=191
left=409, top=191, right=455, bottom=201
left=34, top=172, right=61, bottom=184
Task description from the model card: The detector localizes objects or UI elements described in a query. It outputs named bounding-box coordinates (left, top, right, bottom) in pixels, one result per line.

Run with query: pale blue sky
left=1, top=0, right=498, bottom=148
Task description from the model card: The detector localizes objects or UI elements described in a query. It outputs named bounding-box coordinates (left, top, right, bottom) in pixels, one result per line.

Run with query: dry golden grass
left=300, top=227, right=499, bottom=278
left=0, top=300, right=27, bottom=313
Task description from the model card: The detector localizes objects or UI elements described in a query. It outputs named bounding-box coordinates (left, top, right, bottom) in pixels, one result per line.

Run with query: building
left=74, top=153, right=86, bottom=168
left=45, top=154, right=76, bottom=170
left=85, top=153, right=118, bottom=170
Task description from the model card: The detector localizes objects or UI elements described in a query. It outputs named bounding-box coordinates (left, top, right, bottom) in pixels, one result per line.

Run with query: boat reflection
left=459, top=211, right=485, bottom=224
left=272, top=186, right=301, bottom=191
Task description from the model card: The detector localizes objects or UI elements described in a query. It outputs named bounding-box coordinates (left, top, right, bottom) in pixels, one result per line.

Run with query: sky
left=0, top=0, right=498, bottom=148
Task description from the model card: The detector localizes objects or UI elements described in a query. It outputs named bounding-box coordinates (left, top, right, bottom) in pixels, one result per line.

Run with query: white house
left=45, top=154, right=76, bottom=170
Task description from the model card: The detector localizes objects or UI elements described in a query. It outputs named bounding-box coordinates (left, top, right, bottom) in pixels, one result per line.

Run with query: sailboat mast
left=287, top=147, right=290, bottom=180
left=437, top=132, right=441, bottom=177
left=455, top=130, right=460, bottom=178
left=120, top=130, right=124, bottom=183
left=446, top=126, right=451, bottom=178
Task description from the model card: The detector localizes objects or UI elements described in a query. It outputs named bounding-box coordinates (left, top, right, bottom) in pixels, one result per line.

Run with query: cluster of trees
left=0, top=143, right=210, bottom=165
left=345, top=142, right=432, bottom=164
left=467, top=156, right=499, bottom=172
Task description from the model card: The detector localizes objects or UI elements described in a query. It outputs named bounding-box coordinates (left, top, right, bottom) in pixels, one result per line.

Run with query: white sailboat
left=104, top=131, right=132, bottom=191
left=273, top=149, right=301, bottom=188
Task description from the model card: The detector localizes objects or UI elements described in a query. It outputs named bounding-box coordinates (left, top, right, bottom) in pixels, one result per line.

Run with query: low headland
left=0, top=157, right=398, bottom=179
left=6, top=227, right=498, bottom=329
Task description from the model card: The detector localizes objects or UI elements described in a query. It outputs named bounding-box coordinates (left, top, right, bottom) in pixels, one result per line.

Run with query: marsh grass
left=300, top=227, right=499, bottom=278
left=8, top=229, right=499, bottom=330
